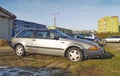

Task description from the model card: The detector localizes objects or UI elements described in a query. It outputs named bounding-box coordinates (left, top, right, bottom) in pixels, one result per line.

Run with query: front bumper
left=83, top=48, right=105, bottom=59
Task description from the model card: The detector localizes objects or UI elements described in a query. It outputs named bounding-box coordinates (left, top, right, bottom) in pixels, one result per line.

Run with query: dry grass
left=0, top=39, right=9, bottom=47
left=0, top=43, right=120, bottom=76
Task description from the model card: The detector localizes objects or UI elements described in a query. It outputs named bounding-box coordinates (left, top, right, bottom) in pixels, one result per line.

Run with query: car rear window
left=16, top=30, right=34, bottom=38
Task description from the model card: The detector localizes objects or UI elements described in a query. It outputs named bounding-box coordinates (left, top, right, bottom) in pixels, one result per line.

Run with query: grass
left=0, top=43, right=120, bottom=76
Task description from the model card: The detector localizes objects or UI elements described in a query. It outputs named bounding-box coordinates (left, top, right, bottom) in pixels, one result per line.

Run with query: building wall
left=12, top=19, right=47, bottom=36
left=0, top=12, right=13, bottom=41
left=98, top=16, right=119, bottom=33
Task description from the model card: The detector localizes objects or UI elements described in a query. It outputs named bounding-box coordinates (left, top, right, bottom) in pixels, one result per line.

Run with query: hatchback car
left=11, top=29, right=105, bottom=62
left=102, top=35, right=120, bottom=43
left=67, top=34, right=98, bottom=42
left=79, top=33, right=98, bottom=39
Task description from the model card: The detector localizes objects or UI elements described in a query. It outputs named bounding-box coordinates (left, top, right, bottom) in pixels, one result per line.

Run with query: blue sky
left=0, top=0, right=120, bottom=30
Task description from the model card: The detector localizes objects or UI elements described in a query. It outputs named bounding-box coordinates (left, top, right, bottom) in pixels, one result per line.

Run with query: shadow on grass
left=92, top=51, right=114, bottom=60
left=98, top=43, right=107, bottom=47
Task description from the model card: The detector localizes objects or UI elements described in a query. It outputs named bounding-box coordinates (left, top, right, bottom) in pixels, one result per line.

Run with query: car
left=68, top=34, right=98, bottom=42
left=102, top=35, right=120, bottom=43
left=79, top=33, right=98, bottom=39
left=11, top=29, right=105, bottom=62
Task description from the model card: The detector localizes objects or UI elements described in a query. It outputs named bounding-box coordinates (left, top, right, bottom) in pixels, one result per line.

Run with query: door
left=31, top=30, right=63, bottom=55
left=16, top=30, right=35, bottom=51
left=107, top=36, right=117, bottom=42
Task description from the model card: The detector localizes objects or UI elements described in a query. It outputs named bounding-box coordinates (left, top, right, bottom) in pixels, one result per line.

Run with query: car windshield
left=52, top=30, right=70, bottom=38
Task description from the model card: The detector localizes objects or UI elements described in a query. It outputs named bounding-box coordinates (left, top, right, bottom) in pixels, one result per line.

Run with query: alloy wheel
left=15, top=44, right=25, bottom=56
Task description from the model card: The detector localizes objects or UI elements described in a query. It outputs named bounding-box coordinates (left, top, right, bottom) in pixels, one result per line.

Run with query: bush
left=97, top=32, right=120, bottom=38
left=0, top=39, right=9, bottom=47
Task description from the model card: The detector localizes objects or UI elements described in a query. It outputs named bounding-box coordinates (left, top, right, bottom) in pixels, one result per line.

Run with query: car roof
left=22, top=28, right=54, bottom=31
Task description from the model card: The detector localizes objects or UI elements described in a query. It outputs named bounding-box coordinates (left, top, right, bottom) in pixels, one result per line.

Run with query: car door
left=31, top=30, right=63, bottom=55
left=16, top=30, right=34, bottom=51
left=115, top=36, right=120, bottom=42
left=106, top=36, right=114, bottom=42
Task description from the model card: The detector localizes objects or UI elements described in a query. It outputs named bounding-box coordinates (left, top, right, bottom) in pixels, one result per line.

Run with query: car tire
left=15, top=44, right=25, bottom=56
left=66, top=47, right=83, bottom=62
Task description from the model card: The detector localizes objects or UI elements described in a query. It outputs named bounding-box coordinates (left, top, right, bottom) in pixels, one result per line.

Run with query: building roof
left=111, top=16, right=118, bottom=18
left=0, top=6, right=16, bottom=19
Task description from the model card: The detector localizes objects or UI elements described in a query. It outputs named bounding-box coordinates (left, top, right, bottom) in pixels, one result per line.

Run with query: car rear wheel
left=15, top=44, right=25, bottom=56
left=66, top=47, right=83, bottom=62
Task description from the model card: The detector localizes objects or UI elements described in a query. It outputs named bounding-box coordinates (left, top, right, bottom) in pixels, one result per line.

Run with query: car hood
left=60, top=37, right=100, bottom=48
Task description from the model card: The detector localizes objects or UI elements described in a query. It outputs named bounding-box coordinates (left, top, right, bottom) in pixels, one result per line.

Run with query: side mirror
left=54, top=35, right=59, bottom=40
left=77, top=36, right=80, bottom=38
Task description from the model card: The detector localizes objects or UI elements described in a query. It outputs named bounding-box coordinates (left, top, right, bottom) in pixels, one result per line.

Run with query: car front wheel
left=66, top=47, right=83, bottom=62
left=15, top=44, right=25, bottom=56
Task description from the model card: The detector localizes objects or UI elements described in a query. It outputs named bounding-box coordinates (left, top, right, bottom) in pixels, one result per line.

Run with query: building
left=48, top=26, right=72, bottom=34
left=0, top=7, right=16, bottom=41
left=98, top=16, right=120, bottom=33
left=12, top=19, right=46, bottom=36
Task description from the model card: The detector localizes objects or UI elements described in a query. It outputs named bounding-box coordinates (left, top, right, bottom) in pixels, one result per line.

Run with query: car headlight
left=88, top=46, right=99, bottom=51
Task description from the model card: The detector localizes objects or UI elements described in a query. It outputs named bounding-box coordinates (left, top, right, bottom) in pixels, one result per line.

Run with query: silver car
left=102, top=35, right=120, bottom=43
left=11, top=29, right=105, bottom=62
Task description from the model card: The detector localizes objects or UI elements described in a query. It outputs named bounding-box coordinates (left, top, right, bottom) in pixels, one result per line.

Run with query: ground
left=0, top=43, right=120, bottom=76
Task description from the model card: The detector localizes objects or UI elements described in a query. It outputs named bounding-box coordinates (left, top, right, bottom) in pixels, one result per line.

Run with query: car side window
left=50, top=32, right=55, bottom=39
left=73, top=35, right=77, bottom=38
left=16, top=30, right=34, bottom=38
left=35, top=30, right=49, bottom=39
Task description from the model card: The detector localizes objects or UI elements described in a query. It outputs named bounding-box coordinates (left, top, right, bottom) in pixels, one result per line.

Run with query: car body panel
left=28, top=38, right=64, bottom=56
left=67, top=34, right=99, bottom=43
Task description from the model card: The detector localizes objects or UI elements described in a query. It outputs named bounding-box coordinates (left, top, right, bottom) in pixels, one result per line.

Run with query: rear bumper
left=83, top=48, right=105, bottom=58
left=9, top=42, right=14, bottom=49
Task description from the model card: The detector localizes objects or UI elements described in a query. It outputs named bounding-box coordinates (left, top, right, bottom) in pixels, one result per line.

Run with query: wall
left=12, top=19, right=47, bottom=36
left=0, top=16, right=12, bottom=41
left=98, top=16, right=119, bottom=33
left=0, top=10, right=13, bottom=41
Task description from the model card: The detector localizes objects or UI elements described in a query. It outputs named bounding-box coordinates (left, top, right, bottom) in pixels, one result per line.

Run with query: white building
left=0, top=7, right=16, bottom=41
